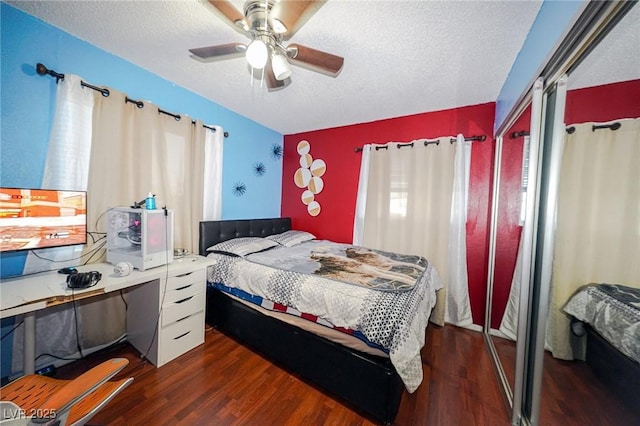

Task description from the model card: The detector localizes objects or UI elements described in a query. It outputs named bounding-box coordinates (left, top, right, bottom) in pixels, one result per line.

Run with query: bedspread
left=207, top=245, right=442, bottom=392
left=564, top=283, right=640, bottom=363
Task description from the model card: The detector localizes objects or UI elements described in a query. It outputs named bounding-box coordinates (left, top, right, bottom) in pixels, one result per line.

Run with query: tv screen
left=0, top=188, right=87, bottom=252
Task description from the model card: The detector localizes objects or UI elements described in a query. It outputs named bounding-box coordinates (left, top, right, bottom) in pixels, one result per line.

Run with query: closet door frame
left=485, top=2, right=637, bottom=425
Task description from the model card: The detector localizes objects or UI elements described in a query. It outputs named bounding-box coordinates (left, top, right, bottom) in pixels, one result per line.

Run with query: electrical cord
left=34, top=334, right=128, bottom=363
left=70, top=289, right=85, bottom=359
left=120, top=289, right=128, bottom=311
left=140, top=208, right=171, bottom=364
left=0, top=321, right=24, bottom=341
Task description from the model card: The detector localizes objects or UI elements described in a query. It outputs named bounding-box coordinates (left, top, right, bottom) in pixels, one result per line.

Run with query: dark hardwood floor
left=56, top=325, right=509, bottom=425
left=493, top=336, right=640, bottom=426
left=53, top=323, right=640, bottom=425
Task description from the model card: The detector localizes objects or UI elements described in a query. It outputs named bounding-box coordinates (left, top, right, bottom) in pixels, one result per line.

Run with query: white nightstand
left=126, top=256, right=210, bottom=366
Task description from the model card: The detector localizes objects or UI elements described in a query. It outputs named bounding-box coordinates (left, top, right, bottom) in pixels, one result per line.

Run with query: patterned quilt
left=248, top=240, right=428, bottom=292
left=207, top=241, right=442, bottom=393
left=564, top=283, right=640, bottom=363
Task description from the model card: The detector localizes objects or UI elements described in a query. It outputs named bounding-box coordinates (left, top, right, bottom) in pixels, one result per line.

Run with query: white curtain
left=14, top=75, right=96, bottom=373
left=499, top=233, right=524, bottom=340
left=352, top=145, right=371, bottom=245
left=546, top=118, right=640, bottom=359
left=446, top=135, right=473, bottom=326
left=355, top=136, right=472, bottom=326
left=13, top=75, right=224, bottom=373
left=203, top=126, right=224, bottom=221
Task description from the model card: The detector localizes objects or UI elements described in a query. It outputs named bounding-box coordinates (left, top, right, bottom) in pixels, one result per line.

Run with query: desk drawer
left=162, top=291, right=204, bottom=327
left=165, top=268, right=205, bottom=291
left=164, top=281, right=202, bottom=305
left=159, top=311, right=204, bottom=365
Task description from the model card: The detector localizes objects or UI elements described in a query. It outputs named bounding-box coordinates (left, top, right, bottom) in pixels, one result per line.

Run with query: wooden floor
left=53, top=323, right=640, bottom=425
left=56, top=325, right=509, bottom=425
left=493, top=336, right=640, bottom=426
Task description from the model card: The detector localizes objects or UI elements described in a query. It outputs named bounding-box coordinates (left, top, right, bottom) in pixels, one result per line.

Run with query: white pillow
left=207, top=237, right=279, bottom=257
left=266, top=230, right=316, bottom=247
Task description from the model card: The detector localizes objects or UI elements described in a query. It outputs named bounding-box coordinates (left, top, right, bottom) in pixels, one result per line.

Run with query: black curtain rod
left=36, top=63, right=228, bottom=137
left=566, top=122, right=621, bottom=134
left=510, top=130, right=530, bottom=139
left=354, top=134, right=486, bottom=153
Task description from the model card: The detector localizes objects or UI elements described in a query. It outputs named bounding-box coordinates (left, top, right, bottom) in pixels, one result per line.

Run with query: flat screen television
left=0, top=187, right=87, bottom=252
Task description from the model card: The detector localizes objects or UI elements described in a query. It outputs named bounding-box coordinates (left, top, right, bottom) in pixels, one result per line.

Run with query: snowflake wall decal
left=232, top=182, right=247, bottom=197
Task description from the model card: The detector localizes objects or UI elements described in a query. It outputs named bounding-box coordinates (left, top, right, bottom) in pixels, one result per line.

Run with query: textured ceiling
left=5, top=1, right=556, bottom=134
left=567, top=3, right=640, bottom=91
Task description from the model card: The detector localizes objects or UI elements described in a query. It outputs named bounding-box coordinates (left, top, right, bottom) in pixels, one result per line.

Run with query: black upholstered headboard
left=199, top=217, right=292, bottom=256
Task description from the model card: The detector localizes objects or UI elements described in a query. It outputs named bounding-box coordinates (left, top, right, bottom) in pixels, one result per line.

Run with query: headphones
left=67, top=271, right=102, bottom=289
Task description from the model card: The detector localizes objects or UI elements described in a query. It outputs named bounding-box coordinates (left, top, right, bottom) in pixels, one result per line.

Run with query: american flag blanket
left=207, top=246, right=442, bottom=392
left=211, top=282, right=388, bottom=353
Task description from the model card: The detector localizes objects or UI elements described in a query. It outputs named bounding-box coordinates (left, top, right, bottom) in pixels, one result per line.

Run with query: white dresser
left=126, top=256, right=208, bottom=367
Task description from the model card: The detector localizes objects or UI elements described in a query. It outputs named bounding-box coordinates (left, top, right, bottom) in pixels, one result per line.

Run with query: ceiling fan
left=189, top=0, right=344, bottom=90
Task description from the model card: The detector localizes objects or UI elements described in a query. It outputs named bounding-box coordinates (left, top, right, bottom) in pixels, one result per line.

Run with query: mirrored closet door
left=536, top=4, right=640, bottom=424
left=485, top=2, right=639, bottom=425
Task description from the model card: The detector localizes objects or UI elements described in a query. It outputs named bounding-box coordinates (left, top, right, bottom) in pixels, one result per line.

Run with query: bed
left=564, top=283, right=640, bottom=410
left=199, top=217, right=441, bottom=424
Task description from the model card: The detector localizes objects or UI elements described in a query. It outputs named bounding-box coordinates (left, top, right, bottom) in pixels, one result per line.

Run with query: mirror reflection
left=538, top=5, right=640, bottom=424
left=490, top=105, right=532, bottom=396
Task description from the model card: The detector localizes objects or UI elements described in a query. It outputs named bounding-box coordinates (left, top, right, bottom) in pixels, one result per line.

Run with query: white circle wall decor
left=308, top=176, right=324, bottom=194
left=307, top=201, right=321, bottom=216
left=292, top=139, right=327, bottom=217
left=310, top=159, right=326, bottom=177
left=294, top=167, right=312, bottom=188
left=297, top=140, right=310, bottom=155
left=299, top=153, right=313, bottom=168
left=301, top=190, right=314, bottom=205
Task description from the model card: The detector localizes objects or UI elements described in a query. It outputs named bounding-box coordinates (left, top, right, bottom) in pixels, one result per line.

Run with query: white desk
left=0, top=255, right=214, bottom=374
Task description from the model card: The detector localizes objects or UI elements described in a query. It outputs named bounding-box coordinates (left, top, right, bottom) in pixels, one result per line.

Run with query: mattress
left=206, top=238, right=442, bottom=392
left=564, top=283, right=640, bottom=363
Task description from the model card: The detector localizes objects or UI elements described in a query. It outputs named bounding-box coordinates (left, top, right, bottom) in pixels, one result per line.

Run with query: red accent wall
left=490, top=79, right=640, bottom=329
left=490, top=107, right=530, bottom=329
left=283, top=103, right=496, bottom=326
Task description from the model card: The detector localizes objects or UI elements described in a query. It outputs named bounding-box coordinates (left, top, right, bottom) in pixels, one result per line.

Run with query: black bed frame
left=199, top=218, right=405, bottom=424
left=583, top=324, right=640, bottom=414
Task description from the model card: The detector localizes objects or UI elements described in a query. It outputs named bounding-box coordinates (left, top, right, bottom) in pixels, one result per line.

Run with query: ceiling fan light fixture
left=246, top=39, right=268, bottom=69
left=272, top=52, right=292, bottom=81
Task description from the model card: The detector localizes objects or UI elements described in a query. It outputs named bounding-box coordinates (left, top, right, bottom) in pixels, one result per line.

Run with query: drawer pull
left=175, top=296, right=194, bottom=304
left=175, top=284, right=193, bottom=291
left=174, top=331, right=191, bottom=340
left=176, top=315, right=191, bottom=322
left=176, top=271, right=194, bottom=278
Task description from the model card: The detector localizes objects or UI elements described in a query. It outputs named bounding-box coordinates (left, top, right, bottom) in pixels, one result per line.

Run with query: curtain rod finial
left=36, top=63, right=64, bottom=82
left=36, top=63, right=48, bottom=76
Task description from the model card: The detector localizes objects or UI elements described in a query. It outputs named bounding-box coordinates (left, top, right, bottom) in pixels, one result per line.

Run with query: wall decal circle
left=310, top=159, right=326, bottom=177
left=299, top=153, right=313, bottom=168
left=301, top=190, right=314, bottom=205
left=308, top=176, right=324, bottom=194
left=307, top=201, right=321, bottom=216
left=297, top=140, right=310, bottom=155
left=294, top=167, right=312, bottom=188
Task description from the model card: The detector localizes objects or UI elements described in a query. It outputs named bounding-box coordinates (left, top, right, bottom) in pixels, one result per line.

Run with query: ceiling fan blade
left=287, top=43, right=344, bottom=77
left=271, top=0, right=326, bottom=39
left=207, top=0, right=249, bottom=34
left=189, top=43, right=247, bottom=62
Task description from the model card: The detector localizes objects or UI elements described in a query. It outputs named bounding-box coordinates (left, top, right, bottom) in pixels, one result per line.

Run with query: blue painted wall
left=494, top=0, right=585, bottom=133
left=0, top=3, right=282, bottom=378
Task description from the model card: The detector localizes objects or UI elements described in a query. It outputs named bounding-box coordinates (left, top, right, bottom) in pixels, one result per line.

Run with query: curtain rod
left=36, top=63, right=229, bottom=138
left=566, top=122, right=621, bottom=134
left=513, top=122, right=621, bottom=138
left=354, top=134, right=486, bottom=153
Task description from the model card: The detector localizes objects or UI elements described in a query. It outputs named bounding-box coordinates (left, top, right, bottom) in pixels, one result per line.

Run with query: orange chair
left=0, top=358, right=132, bottom=426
